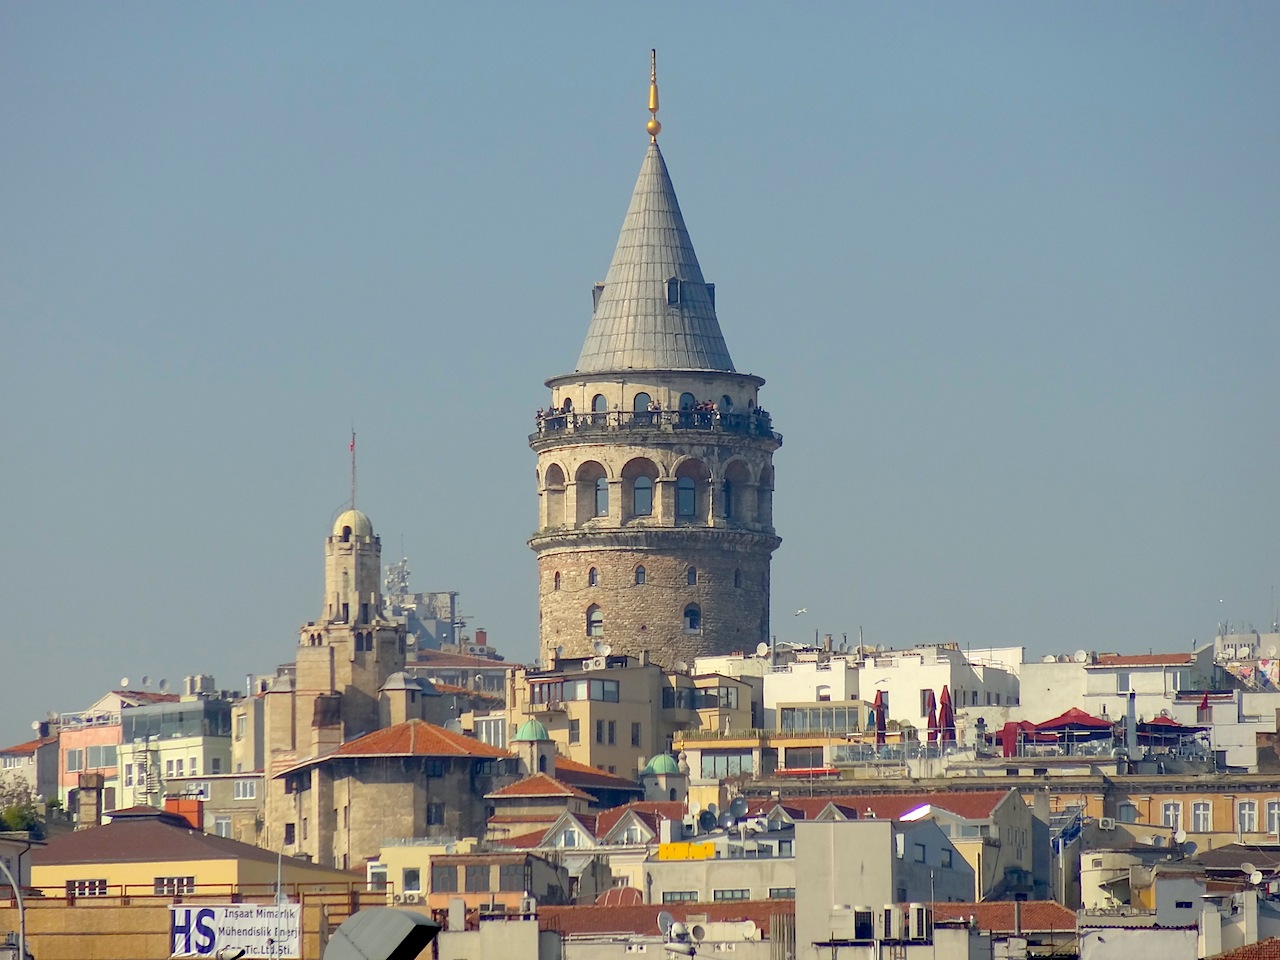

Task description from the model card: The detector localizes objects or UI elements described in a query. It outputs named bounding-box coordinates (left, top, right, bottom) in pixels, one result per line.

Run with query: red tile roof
left=932, top=902, right=1075, bottom=933
left=334, top=719, right=511, bottom=759
left=1208, top=939, right=1280, bottom=960
left=539, top=901, right=790, bottom=936
left=35, top=807, right=356, bottom=876
left=492, top=828, right=552, bottom=848
left=1094, top=653, right=1193, bottom=667
left=595, top=801, right=685, bottom=837
left=487, top=773, right=594, bottom=801
left=429, top=681, right=503, bottom=701
left=554, top=756, right=644, bottom=791
left=0, top=736, right=56, bottom=756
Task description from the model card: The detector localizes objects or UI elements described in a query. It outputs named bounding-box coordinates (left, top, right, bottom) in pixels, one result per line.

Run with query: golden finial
left=647, top=49, right=662, bottom=141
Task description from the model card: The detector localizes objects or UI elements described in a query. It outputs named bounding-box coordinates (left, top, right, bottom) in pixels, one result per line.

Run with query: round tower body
left=530, top=132, right=781, bottom=669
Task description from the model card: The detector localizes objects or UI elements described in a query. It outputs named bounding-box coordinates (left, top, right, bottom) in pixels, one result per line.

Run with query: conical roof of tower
left=574, top=142, right=735, bottom=374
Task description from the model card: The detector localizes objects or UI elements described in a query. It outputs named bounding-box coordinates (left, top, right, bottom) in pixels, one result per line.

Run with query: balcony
left=531, top=409, right=781, bottom=444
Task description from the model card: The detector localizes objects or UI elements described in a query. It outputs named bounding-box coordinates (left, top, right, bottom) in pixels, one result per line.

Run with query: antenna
left=349, top=430, right=357, bottom=510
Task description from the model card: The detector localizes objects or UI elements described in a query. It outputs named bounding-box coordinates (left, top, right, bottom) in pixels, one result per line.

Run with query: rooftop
left=486, top=773, right=594, bottom=802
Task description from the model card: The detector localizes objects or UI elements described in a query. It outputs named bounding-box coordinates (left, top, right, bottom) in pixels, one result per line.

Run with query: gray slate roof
left=574, top=142, right=736, bottom=374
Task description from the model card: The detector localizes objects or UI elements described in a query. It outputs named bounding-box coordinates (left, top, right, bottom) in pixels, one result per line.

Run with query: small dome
left=332, top=509, right=373, bottom=538
left=643, top=753, right=681, bottom=776
left=380, top=672, right=424, bottom=693
left=512, top=719, right=551, bottom=742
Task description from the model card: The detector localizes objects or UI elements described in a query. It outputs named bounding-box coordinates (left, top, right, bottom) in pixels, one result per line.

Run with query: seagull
left=794, top=608, right=807, bottom=616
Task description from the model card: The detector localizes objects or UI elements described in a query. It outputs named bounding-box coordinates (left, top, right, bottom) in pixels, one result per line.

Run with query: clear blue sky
left=3, top=3, right=1278, bottom=743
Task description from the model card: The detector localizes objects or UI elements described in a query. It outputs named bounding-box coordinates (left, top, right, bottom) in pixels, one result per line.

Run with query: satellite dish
left=444, top=719, right=463, bottom=733
left=1042, top=655, right=1055, bottom=663
left=141, top=675, right=151, bottom=688
left=1074, top=650, right=1088, bottom=663
left=718, top=811, right=735, bottom=829
left=657, top=912, right=676, bottom=937
left=1174, top=829, right=1187, bottom=844
left=30, top=721, right=40, bottom=731
left=1241, top=862, right=1257, bottom=874
left=120, top=677, right=130, bottom=688
left=756, top=642, right=770, bottom=657
left=1268, top=646, right=1277, bottom=657
left=158, top=679, right=169, bottom=692
left=533, top=658, right=544, bottom=670
left=1251, top=871, right=1264, bottom=885
left=674, top=661, right=689, bottom=673
left=592, top=640, right=607, bottom=656
left=1182, top=841, right=1197, bottom=856
left=707, top=803, right=718, bottom=816
left=730, top=796, right=749, bottom=819
left=697, top=810, right=716, bottom=832
left=689, top=801, right=701, bottom=816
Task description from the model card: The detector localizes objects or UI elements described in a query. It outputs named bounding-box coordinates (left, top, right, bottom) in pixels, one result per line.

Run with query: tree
left=0, top=780, right=44, bottom=839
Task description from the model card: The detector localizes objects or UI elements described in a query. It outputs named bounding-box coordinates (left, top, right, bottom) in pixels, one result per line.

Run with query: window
left=554, top=571, right=561, bottom=591
left=608, top=720, right=616, bottom=745
left=213, top=817, right=231, bottom=838
left=1268, top=800, right=1280, bottom=836
left=595, top=476, right=609, bottom=517
left=430, top=865, right=456, bottom=893
left=155, top=876, right=196, bottom=896
left=785, top=746, right=823, bottom=769
left=914, top=843, right=927, bottom=863
left=1192, top=801, right=1212, bottom=833
left=687, top=567, right=698, bottom=585
left=403, top=868, right=421, bottom=892
left=189, top=782, right=211, bottom=800
left=284, top=823, right=296, bottom=845
left=683, top=604, right=702, bottom=632
left=592, top=393, right=607, bottom=413
left=236, top=715, right=247, bottom=740
left=210, top=758, right=221, bottom=774
left=635, top=565, right=646, bottom=585
left=589, top=567, right=599, bottom=587
left=632, top=722, right=642, bottom=747
left=569, top=719, right=580, bottom=744
left=1162, top=802, right=1182, bottom=828
left=1116, top=671, right=1131, bottom=693
left=66, top=749, right=83, bottom=773
left=778, top=840, right=793, bottom=856
left=596, top=720, right=604, bottom=744
left=633, top=476, right=654, bottom=516
left=679, top=392, right=695, bottom=411
left=714, top=889, right=750, bottom=901
left=663, top=891, right=698, bottom=903
left=165, top=759, right=175, bottom=778
left=234, top=779, right=257, bottom=800
left=941, top=848, right=954, bottom=868
left=1118, top=802, right=1139, bottom=823
left=426, top=759, right=446, bottom=778
left=561, top=828, right=578, bottom=848
left=676, top=477, right=696, bottom=517
left=666, top=277, right=680, bottom=305
left=1238, top=800, right=1258, bottom=833
left=769, top=888, right=796, bottom=899
left=586, top=605, right=604, bottom=637
left=67, top=879, right=107, bottom=898
left=123, top=764, right=134, bottom=787
left=86, top=745, right=117, bottom=768
left=465, top=865, right=490, bottom=892
left=500, top=863, right=527, bottom=892
left=427, top=802, right=445, bottom=825
left=700, top=750, right=753, bottom=779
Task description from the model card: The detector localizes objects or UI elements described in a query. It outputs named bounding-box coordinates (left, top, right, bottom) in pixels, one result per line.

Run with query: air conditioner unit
left=587, top=657, right=607, bottom=671
left=1099, top=817, right=1117, bottom=831
left=402, top=892, right=421, bottom=904
left=392, top=893, right=406, bottom=904
left=873, top=906, right=899, bottom=941
left=907, top=903, right=932, bottom=941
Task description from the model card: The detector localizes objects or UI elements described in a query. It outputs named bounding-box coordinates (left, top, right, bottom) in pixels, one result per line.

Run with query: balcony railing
left=531, top=409, right=780, bottom=443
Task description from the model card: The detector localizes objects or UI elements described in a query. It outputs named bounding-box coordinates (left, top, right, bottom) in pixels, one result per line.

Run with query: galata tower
left=529, top=55, right=781, bottom=667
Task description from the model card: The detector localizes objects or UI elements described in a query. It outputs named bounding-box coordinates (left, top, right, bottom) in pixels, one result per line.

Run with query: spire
left=647, top=49, right=661, bottom=141
left=573, top=61, right=735, bottom=374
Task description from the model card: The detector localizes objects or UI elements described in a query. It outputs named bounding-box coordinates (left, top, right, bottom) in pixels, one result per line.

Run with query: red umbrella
left=925, top=689, right=938, bottom=743
left=1035, top=707, right=1113, bottom=731
left=938, top=685, right=956, bottom=744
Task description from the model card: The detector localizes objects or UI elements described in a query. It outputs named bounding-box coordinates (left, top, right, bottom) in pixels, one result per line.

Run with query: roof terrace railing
left=531, top=409, right=779, bottom=442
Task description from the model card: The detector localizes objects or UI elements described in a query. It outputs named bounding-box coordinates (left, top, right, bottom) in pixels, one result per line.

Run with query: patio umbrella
left=938, top=685, right=956, bottom=744
left=925, top=689, right=938, bottom=743
left=873, top=689, right=886, bottom=745
left=1136, top=714, right=1207, bottom=747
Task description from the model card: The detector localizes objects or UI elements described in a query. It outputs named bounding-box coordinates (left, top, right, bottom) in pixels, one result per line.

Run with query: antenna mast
left=349, top=431, right=357, bottom=509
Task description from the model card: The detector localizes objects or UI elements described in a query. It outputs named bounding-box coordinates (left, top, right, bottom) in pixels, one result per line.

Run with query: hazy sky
left=3, top=3, right=1278, bottom=743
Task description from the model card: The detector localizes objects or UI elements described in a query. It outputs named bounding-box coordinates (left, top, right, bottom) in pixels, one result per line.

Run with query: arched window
left=687, top=567, right=698, bottom=585
left=722, top=479, right=733, bottom=519
left=538, top=754, right=547, bottom=773
left=670, top=787, right=678, bottom=801
left=666, top=277, right=680, bottom=305
left=342, top=526, right=352, bottom=542
left=635, top=566, right=646, bottom=585
left=595, top=476, right=609, bottom=517
left=721, top=395, right=733, bottom=410
left=679, top=392, right=695, bottom=411
left=588, top=567, right=599, bottom=587
left=684, top=604, right=702, bottom=632
left=676, top=476, right=696, bottom=517
left=633, top=476, right=653, bottom=516
left=562, top=397, right=573, bottom=411
left=586, top=605, right=604, bottom=637
left=554, top=572, right=561, bottom=591
left=592, top=394, right=607, bottom=412
left=734, top=569, right=742, bottom=588
left=633, top=392, right=651, bottom=412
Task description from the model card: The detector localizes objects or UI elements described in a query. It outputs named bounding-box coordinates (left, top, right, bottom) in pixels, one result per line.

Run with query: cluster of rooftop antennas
left=686, top=795, right=750, bottom=834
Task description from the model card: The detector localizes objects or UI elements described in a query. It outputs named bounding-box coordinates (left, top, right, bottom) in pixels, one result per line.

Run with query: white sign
left=171, top=904, right=301, bottom=958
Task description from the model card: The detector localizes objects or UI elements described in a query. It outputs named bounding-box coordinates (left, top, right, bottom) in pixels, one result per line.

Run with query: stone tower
left=529, top=63, right=781, bottom=668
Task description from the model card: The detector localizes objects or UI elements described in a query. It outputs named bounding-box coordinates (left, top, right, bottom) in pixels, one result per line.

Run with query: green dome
left=643, top=753, right=680, bottom=776
left=512, top=719, right=551, bottom=742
